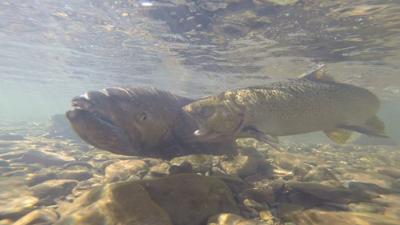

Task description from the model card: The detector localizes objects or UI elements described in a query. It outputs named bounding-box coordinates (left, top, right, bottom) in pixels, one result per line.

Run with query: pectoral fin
left=324, top=128, right=353, bottom=144
left=239, top=126, right=280, bottom=149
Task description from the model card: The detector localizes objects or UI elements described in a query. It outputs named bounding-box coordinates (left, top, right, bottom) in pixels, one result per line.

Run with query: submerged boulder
left=104, top=159, right=148, bottom=182
left=56, top=174, right=239, bottom=225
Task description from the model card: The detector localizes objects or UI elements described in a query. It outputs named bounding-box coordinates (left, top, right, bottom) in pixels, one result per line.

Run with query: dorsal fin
left=299, top=64, right=335, bottom=82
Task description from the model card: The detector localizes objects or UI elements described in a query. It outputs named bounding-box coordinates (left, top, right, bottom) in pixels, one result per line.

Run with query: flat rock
left=57, top=170, right=93, bottom=181
left=14, top=150, right=72, bottom=167
left=286, top=181, right=374, bottom=204
left=30, top=179, right=78, bottom=205
left=25, top=172, right=58, bottom=186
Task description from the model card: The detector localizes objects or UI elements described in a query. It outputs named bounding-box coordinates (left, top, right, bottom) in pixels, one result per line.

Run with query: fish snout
left=71, top=95, right=93, bottom=110
left=65, top=108, right=92, bottom=122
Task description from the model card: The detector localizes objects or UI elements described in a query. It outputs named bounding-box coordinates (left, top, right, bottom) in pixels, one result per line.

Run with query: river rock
left=348, top=202, right=385, bottom=213
left=14, top=150, right=72, bottom=167
left=30, top=179, right=78, bottom=205
left=13, top=208, right=59, bottom=225
left=170, top=154, right=215, bottom=174
left=25, top=172, right=58, bottom=186
left=168, top=161, right=194, bottom=175
left=220, top=148, right=265, bottom=178
left=290, top=209, right=399, bottom=225
left=141, top=174, right=239, bottom=225
left=104, top=159, right=148, bottom=182
left=56, top=174, right=239, bottom=225
left=149, top=162, right=171, bottom=177
left=0, top=179, right=38, bottom=220
left=302, top=166, right=339, bottom=183
left=347, top=181, right=393, bottom=194
left=55, top=181, right=173, bottom=225
left=286, top=181, right=375, bottom=204
left=208, top=213, right=269, bottom=225
left=58, top=170, right=93, bottom=181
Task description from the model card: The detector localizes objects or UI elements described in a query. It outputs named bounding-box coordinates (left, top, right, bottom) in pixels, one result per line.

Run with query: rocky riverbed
left=0, top=129, right=399, bottom=225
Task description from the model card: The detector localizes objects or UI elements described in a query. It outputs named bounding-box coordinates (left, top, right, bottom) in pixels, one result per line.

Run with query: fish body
left=66, top=87, right=235, bottom=159
left=183, top=65, right=387, bottom=144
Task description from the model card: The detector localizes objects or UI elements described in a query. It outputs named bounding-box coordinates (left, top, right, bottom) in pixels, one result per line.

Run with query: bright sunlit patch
left=140, top=2, right=153, bottom=7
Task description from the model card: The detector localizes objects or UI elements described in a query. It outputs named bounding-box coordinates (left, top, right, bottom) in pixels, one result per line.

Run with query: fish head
left=66, top=87, right=184, bottom=157
left=66, top=108, right=136, bottom=155
left=183, top=94, right=244, bottom=141
left=66, top=89, right=142, bottom=155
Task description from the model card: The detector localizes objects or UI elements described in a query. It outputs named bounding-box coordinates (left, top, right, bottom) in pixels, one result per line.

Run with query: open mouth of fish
left=68, top=96, right=115, bottom=126
left=188, top=112, right=245, bottom=142
left=66, top=94, right=139, bottom=155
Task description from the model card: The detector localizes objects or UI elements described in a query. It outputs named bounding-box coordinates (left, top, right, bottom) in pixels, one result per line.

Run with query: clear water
left=0, top=0, right=399, bottom=224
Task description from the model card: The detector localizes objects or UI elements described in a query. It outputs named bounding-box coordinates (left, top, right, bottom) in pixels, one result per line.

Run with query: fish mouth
left=69, top=95, right=115, bottom=126
left=71, top=95, right=92, bottom=110
left=189, top=112, right=245, bottom=142
left=66, top=96, right=139, bottom=155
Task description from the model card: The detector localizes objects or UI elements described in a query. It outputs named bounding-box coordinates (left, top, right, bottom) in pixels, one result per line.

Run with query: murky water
left=0, top=1, right=399, bottom=224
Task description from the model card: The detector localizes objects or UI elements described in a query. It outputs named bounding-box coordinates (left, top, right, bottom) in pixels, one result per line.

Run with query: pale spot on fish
left=114, top=87, right=133, bottom=97
left=100, top=89, right=111, bottom=97
left=81, top=92, right=90, bottom=100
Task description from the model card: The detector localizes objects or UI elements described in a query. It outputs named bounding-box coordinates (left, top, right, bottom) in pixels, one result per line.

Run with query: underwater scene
left=1, top=0, right=400, bottom=224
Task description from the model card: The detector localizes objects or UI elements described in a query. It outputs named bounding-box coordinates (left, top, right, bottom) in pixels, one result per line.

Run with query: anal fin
left=337, top=124, right=389, bottom=138
left=324, top=128, right=353, bottom=144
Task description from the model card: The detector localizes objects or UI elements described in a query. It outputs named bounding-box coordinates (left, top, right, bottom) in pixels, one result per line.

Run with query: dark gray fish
left=66, top=87, right=235, bottom=159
